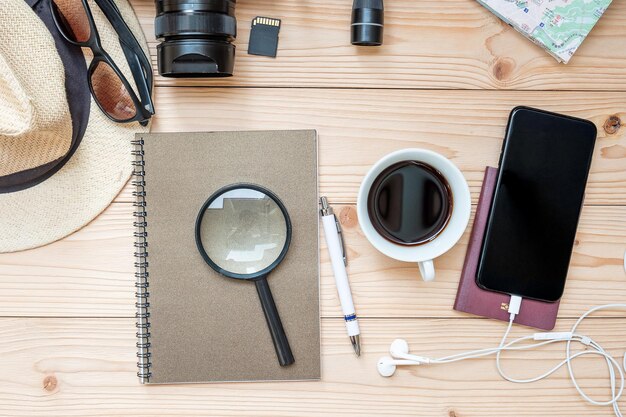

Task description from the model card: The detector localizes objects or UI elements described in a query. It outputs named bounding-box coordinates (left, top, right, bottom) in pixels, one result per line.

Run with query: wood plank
left=0, top=204, right=134, bottom=318
left=0, top=203, right=623, bottom=319
left=0, top=317, right=624, bottom=417
left=116, top=88, right=626, bottom=204
left=130, top=0, right=626, bottom=90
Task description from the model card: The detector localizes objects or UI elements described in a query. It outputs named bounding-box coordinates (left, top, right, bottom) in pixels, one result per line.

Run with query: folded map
left=477, top=0, right=612, bottom=63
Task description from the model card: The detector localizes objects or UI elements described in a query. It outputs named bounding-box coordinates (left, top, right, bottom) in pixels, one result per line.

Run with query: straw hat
left=0, top=0, right=150, bottom=252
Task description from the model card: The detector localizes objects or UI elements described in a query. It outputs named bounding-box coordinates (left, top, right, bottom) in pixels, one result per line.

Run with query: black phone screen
left=476, top=107, right=597, bottom=302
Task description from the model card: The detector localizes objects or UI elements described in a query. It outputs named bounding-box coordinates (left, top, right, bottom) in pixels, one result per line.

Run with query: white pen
left=320, top=197, right=361, bottom=357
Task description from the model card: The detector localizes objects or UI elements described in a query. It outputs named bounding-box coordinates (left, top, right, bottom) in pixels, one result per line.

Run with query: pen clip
left=335, top=216, right=348, bottom=266
left=320, top=196, right=348, bottom=266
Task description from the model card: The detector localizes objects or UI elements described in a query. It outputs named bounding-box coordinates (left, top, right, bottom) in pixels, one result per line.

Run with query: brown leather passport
left=454, top=167, right=560, bottom=330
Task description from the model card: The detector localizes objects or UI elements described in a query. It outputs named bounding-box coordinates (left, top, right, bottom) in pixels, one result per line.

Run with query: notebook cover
left=139, top=130, right=320, bottom=383
left=453, top=166, right=560, bottom=330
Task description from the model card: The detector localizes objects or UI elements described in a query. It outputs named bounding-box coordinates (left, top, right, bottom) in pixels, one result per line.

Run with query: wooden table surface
left=1, top=1, right=625, bottom=416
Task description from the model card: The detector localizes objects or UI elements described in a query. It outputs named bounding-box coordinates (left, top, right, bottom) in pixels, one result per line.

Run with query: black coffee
left=367, top=161, right=453, bottom=245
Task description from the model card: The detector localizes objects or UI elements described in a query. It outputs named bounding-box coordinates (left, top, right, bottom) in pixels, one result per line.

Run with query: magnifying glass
left=195, top=184, right=295, bottom=366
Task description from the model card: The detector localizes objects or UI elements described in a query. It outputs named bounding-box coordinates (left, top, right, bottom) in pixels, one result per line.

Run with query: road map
left=477, top=0, right=612, bottom=63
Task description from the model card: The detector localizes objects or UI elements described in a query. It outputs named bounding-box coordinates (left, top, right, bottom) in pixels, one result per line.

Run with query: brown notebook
left=454, top=167, right=560, bottom=330
left=133, top=130, right=321, bottom=384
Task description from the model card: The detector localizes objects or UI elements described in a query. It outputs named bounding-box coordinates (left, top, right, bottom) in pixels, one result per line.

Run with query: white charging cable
left=378, top=297, right=626, bottom=417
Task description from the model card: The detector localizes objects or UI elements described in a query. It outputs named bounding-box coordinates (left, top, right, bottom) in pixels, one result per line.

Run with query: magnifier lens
left=196, top=184, right=295, bottom=366
left=198, top=188, right=288, bottom=276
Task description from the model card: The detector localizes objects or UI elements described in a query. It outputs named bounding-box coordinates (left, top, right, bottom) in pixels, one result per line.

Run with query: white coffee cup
left=357, top=149, right=471, bottom=282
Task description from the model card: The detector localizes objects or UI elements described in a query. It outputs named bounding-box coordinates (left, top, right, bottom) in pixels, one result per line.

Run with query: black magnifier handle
left=254, top=277, right=295, bottom=366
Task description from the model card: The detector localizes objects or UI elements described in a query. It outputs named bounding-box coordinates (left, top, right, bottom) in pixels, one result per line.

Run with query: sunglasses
left=51, top=0, right=154, bottom=125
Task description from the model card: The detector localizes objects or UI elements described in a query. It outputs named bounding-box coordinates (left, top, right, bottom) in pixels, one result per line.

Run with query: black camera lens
left=155, top=0, right=237, bottom=77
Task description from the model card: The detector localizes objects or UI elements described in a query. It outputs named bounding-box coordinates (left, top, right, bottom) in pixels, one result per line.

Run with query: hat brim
left=0, top=0, right=150, bottom=253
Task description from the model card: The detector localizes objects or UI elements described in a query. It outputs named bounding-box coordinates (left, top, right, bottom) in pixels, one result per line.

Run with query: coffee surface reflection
left=367, top=161, right=453, bottom=245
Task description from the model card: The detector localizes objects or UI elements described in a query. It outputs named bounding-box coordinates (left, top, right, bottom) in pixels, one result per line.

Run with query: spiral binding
left=132, top=138, right=151, bottom=383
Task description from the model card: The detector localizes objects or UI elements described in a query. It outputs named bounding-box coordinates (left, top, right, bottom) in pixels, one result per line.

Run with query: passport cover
left=453, top=166, right=560, bottom=330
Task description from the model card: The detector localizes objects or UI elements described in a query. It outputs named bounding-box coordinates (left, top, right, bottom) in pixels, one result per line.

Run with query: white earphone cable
left=383, top=300, right=626, bottom=417
left=470, top=302, right=626, bottom=416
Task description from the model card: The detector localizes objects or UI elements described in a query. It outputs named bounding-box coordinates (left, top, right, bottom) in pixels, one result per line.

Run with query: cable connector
left=534, top=332, right=573, bottom=341
left=508, top=295, right=522, bottom=320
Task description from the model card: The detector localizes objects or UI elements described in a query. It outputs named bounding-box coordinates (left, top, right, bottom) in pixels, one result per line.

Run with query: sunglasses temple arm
left=255, top=277, right=295, bottom=367
left=94, top=0, right=153, bottom=79
left=125, top=50, right=154, bottom=114
left=120, top=37, right=153, bottom=86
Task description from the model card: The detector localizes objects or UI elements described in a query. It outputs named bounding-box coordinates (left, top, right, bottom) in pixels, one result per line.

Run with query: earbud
left=377, top=356, right=422, bottom=377
left=388, top=339, right=432, bottom=363
left=377, top=339, right=433, bottom=377
left=377, top=356, right=397, bottom=377
left=389, top=338, right=410, bottom=356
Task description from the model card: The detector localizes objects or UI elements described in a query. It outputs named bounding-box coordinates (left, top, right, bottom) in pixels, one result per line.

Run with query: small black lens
left=351, top=0, right=384, bottom=46
left=155, top=0, right=237, bottom=77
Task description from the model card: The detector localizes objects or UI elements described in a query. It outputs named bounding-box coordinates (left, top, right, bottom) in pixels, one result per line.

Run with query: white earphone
left=377, top=303, right=626, bottom=417
left=377, top=339, right=431, bottom=377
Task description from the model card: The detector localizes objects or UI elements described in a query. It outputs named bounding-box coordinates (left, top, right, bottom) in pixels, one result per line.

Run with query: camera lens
left=155, top=0, right=237, bottom=77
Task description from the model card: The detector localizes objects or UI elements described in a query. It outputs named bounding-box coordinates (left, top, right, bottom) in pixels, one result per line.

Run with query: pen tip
left=350, top=335, right=361, bottom=357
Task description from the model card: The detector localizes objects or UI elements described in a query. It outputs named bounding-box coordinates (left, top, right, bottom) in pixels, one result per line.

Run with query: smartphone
left=476, top=107, right=597, bottom=302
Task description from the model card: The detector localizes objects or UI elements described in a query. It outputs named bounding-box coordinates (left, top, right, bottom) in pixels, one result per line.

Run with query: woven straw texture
left=0, top=3, right=72, bottom=176
left=0, top=0, right=150, bottom=253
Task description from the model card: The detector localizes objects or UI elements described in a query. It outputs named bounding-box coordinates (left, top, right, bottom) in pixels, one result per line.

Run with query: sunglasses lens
left=91, top=61, right=137, bottom=122
left=52, top=0, right=92, bottom=43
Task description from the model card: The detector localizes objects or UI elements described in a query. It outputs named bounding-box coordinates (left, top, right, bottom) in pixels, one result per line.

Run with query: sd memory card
left=248, top=17, right=281, bottom=58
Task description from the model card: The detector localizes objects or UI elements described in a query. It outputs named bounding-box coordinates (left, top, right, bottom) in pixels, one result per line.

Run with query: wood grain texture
left=0, top=317, right=624, bottom=417
left=0, top=203, right=623, bottom=319
left=130, top=0, right=626, bottom=90
left=3, top=0, right=626, bottom=414
left=114, top=88, right=626, bottom=204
